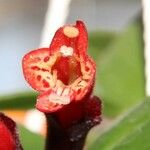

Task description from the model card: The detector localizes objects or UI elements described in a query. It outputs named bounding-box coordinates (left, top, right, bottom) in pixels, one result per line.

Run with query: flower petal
left=49, top=20, right=88, bottom=55
left=22, top=48, right=51, bottom=92
left=36, top=90, right=65, bottom=113
left=75, top=20, right=88, bottom=56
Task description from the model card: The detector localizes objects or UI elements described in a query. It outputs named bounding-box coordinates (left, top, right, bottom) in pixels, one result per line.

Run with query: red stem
left=45, top=114, right=86, bottom=150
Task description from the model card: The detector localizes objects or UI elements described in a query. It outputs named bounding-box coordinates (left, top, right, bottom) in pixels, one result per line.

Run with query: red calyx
left=0, top=113, right=22, bottom=150
left=55, top=96, right=102, bottom=128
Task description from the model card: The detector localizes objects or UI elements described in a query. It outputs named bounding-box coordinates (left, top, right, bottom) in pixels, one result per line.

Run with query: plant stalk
left=45, top=114, right=87, bottom=150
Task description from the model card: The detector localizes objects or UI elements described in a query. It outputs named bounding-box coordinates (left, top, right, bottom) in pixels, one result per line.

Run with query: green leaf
left=95, top=21, right=145, bottom=117
left=88, top=99, right=150, bottom=150
left=18, top=125, right=44, bottom=150
left=0, top=92, right=37, bottom=110
left=89, top=31, right=116, bottom=61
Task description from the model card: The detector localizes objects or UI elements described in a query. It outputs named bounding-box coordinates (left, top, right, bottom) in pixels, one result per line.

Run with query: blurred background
left=0, top=0, right=149, bottom=150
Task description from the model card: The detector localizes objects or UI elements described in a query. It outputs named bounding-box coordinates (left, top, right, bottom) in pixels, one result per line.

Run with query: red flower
left=22, top=21, right=101, bottom=128
left=0, top=113, right=22, bottom=150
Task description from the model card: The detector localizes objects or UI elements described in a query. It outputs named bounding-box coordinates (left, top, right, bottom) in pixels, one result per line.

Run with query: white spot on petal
left=62, top=88, right=70, bottom=96
left=60, top=45, right=73, bottom=57
left=56, top=87, right=63, bottom=96
left=49, top=92, right=70, bottom=105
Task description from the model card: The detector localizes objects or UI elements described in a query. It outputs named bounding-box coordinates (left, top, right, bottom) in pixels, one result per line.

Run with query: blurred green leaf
left=95, top=21, right=145, bottom=117
left=19, top=125, right=44, bottom=150
left=0, top=92, right=36, bottom=110
left=88, top=99, right=150, bottom=150
left=89, top=31, right=116, bottom=60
